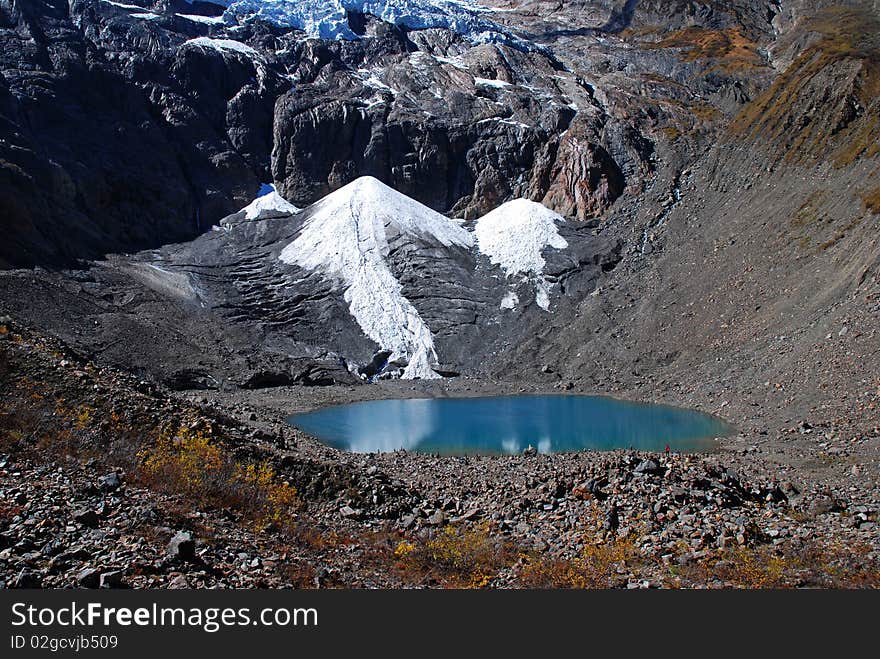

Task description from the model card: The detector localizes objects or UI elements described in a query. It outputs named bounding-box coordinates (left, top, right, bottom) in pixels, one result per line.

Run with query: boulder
left=634, top=459, right=663, bottom=476
left=167, top=531, right=196, bottom=561
left=98, top=472, right=122, bottom=492
left=99, top=570, right=126, bottom=589
left=76, top=568, right=100, bottom=589
left=73, top=509, right=100, bottom=528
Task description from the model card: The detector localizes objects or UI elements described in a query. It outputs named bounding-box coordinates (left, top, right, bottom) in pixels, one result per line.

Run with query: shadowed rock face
left=270, top=38, right=588, bottom=218
left=0, top=0, right=290, bottom=266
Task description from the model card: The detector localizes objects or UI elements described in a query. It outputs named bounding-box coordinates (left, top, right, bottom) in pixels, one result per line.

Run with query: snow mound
left=474, top=198, right=568, bottom=311
left=241, top=184, right=300, bottom=220
left=279, top=176, right=473, bottom=379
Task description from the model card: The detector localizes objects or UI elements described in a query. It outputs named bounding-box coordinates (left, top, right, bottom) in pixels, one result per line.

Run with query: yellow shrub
left=139, top=426, right=223, bottom=495
left=394, top=541, right=415, bottom=558
left=137, top=424, right=300, bottom=527
left=426, top=523, right=496, bottom=572
left=74, top=405, right=94, bottom=430
left=519, top=535, right=640, bottom=589
left=237, top=461, right=299, bottom=528
left=397, top=522, right=510, bottom=587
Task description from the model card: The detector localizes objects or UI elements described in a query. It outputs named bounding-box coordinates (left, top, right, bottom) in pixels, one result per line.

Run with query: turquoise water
left=288, top=395, right=732, bottom=455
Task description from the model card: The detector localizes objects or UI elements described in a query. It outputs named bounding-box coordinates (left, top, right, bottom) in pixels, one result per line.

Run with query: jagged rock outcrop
left=269, top=35, right=641, bottom=219
left=542, top=124, right=625, bottom=221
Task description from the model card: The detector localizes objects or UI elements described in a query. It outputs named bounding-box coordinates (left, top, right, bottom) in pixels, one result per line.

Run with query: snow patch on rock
left=357, top=68, right=399, bottom=94
left=474, top=76, right=511, bottom=88
left=474, top=198, right=568, bottom=311
left=279, top=176, right=473, bottom=379
left=101, top=0, right=144, bottom=10
left=176, top=14, right=228, bottom=25
left=181, top=37, right=260, bottom=58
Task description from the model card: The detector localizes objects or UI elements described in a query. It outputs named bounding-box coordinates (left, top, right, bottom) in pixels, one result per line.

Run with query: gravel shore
left=2, top=323, right=877, bottom=588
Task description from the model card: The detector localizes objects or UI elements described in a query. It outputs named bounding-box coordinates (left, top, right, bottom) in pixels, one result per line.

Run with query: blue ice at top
left=188, top=0, right=520, bottom=45
left=256, top=182, right=276, bottom=198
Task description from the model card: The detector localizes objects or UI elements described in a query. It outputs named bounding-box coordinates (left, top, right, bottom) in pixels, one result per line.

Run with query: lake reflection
left=288, top=395, right=732, bottom=455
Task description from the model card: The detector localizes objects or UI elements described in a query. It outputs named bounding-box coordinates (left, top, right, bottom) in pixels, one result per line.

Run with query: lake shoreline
left=170, top=370, right=878, bottom=585
left=2, top=322, right=877, bottom=588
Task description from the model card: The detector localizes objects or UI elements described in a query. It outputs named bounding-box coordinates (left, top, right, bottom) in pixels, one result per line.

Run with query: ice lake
left=288, top=395, right=733, bottom=455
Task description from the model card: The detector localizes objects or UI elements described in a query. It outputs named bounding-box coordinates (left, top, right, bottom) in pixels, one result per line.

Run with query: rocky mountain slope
left=0, top=0, right=730, bottom=268
left=3, top=0, right=876, bottom=394
left=2, top=322, right=877, bottom=588
left=498, top=2, right=880, bottom=431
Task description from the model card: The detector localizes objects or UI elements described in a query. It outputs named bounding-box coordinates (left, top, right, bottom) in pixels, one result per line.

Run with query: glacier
left=210, top=0, right=522, bottom=46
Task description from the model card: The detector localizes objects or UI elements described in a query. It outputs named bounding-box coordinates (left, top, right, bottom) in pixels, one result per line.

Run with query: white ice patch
left=279, top=176, right=473, bottom=379
left=434, top=55, right=468, bottom=70
left=474, top=198, right=568, bottom=311
left=474, top=76, right=511, bottom=88
left=241, top=184, right=300, bottom=220
left=500, top=118, right=531, bottom=131
left=535, top=283, right=551, bottom=311
left=181, top=37, right=259, bottom=58
left=500, top=290, right=519, bottom=310
left=131, top=12, right=162, bottom=20
left=357, top=68, right=399, bottom=94
left=176, top=14, right=228, bottom=25
left=476, top=117, right=531, bottom=132
left=101, top=0, right=144, bottom=9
